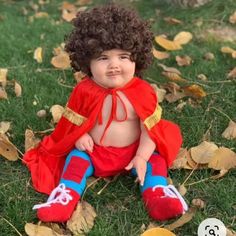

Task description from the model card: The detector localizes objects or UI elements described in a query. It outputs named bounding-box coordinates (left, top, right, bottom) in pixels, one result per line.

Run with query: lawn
left=0, top=0, right=235, bottom=235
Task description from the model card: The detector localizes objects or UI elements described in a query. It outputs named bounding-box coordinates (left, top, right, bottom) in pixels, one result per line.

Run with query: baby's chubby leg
left=140, top=153, right=188, bottom=221
left=34, top=149, right=94, bottom=222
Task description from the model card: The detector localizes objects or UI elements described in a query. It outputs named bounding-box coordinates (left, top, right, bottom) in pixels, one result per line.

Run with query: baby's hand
left=75, top=133, right=94, bottom=152
left=125, top=155, right=147, bottom=186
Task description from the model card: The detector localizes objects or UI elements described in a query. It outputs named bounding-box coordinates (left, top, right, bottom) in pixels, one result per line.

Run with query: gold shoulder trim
left=63, top=107, right=86, bottom=126
left=144, top=105, right=162, bottom=130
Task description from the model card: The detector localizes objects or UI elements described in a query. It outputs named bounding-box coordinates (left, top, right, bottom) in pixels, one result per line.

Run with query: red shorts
left=89, top=140, right=139, bottom=177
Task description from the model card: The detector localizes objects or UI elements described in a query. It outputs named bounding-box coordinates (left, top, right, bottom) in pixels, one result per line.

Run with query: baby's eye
left=98, top=56, right=107, bottom=61
left=120, top=55, right=130, bottom=59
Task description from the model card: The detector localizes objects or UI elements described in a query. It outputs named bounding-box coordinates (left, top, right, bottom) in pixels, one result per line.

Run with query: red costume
left=23, top=77, right=182, bottom=195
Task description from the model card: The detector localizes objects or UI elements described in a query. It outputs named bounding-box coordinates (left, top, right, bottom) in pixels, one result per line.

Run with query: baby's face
left=90, top=49, right=136, bottom=89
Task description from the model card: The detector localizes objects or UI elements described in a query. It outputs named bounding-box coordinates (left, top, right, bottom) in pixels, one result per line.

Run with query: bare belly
left=89, top=119, right=141, bottom=147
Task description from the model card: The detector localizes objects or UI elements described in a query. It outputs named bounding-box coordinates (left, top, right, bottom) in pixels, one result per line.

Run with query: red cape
left=23, top=77, right=182, bottom=195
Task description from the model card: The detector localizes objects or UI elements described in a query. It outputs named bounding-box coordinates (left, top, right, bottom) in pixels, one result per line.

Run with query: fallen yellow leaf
left=155, top=35, right=182, bottom=51
left=164, top=17, right=182, bottom=25
left=67, top=200, right=97, bottom=235
left=152, top=48, right=170, bottom=60
left=178, top=184, right=187, bottom=196
left=25, top=223, right=63, bottom=236
left=162, top=72, right=187, bottom=83
left=174, top=31, right=193, bottom=45
left=227, top=67, right=236, bottom=79
left=0, top=68, right=8, bottom=87
left=170, top=148, right=191, bottom=169
left=229, top=11, right=236, bottom=24
left=150, top=83, right=166, bottom=103
left=190, top=141, right=218, bottom=164
left=158, top=63, right=182, bottom=75
left=51, top=52, right=71, bottom=69
left=191, top=198, right=205, bottom=209
left=62, top=9, right=77, bottom=22
left=182, top=84, right=207, bottom=99
left=141, top=227, right=176, bottom=236
left=50, top=105, right=64, bottom=123
left=176, top=55, right=192, bottom=66
left=0, top=134, right=19, bottom=161
left=74, top=71, right=86, bottom=83
left=222, top=120, right=236, bottom=140
left=208, top=147, right=236, bottom=170
left=221, top=46, right=235, bottom=54
left=0, top=121, right=11, bottom=134
left=33, top=47, right=43, bottom=63
left=25, top=129, right=41, bottom=152
left=34, top=12, right=49, bottom=18
left=14, top=81, right=22, bottom=97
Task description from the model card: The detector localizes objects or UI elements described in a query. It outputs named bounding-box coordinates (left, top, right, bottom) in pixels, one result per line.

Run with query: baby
left=23, top=4, right=188, bottom=223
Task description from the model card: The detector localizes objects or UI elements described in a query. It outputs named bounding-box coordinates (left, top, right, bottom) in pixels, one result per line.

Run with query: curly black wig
left=65, top=4, right=154, bottom=77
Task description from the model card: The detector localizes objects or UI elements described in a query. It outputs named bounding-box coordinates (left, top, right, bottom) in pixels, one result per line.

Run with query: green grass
left=0, top=0, right=236, bottom=235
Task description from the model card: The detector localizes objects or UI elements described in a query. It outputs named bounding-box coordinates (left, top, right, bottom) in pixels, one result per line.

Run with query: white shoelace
left=32, top=183, right=73, bottom=210
left=153, top=185, right=188, bottom=213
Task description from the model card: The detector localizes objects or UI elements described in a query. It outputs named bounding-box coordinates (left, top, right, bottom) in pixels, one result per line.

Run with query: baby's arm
left=125, top=122, right=156, bottom=185
left=75, top=133, right=94, bottom=153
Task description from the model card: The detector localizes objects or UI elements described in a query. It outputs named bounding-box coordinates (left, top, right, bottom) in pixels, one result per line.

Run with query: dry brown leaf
left=158, top=63, right=182, bottom=75
left=34, top=12, right=49, bottom=18
left=176, top=55, right=192, bottom=66
left=0, top=68, right=8, bottom=87
left=152, top=48, right=170, bottom=60
left=204, top=52, right=215, bottom=60
left=222, top=120, right=236, bottom=140
left=190, top=141, right=218, bottom=164
left=0, top=121, right=11, bottom=134
left=165, top=91, right=186, bottom=103
left=229, top=11, right=236, bottom=24
left=141, top=227, right=176, bottom=236
left=227, top=228, right=236, bottom=236
left=61, top=1, right=77, bottom=11
left=178, top=184, right=187, bottom=196
left=165, top=207, right=196, bottom=231
left=50, top=105, right=64, bottom=123
left=221, top=46, right=235, bottom=54
left=155, top=35, right=182, bottom=51
left=36, top=109, right=47, bottom=118
left=211, top=169, right=229, bottom=179
left=182, top=84, right=207, bottom=99
left=170, top=148, right=191, bottom=169
left=162, top=72, right=187, bottom=83
left=164, top=17, right=182, bottom=25
left=76, top=0, right=92, bottom=5
left=74, top=71, right=86, bottom=83
left=174, top=31, right=193, bottom=45
left=208, top=147, right=236, bottom=170
left=14, top=81, right=22, bottom=97
left=25, top=129, right=41, bottom=152
left=191, top=198, right=205, bottom=209
left=197, top=74, right=208, bottom=81
left=62, top=9, right=77, bottom=22
left=0, top=87, right=8, bottom=99
left=51, top=51, right=71, bottom=69
left=25, top=223, right=63, bottom=236
left=227, top=67, right=236, bottom=79
left=150, top=84, right=166, bottom=103
left=0, top=133, right=19, bottom=161
left=33, top=47, right=43, bottom=63
left=67, top=201, right=96, bottom=235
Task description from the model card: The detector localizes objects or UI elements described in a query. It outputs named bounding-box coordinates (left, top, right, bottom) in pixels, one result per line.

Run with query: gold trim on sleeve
left=63, top=107, right=86, bottom=126
left=144, top=105, right=162, bottom=130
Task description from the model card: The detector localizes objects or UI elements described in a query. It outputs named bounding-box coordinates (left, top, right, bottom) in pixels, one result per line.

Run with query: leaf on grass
left=0, top=133, right=19, bottom=161
left=50, top=105, right=64, bottom=123
left=162, top=72, right=187, bottom=83
left=221, top=46, right=235, bottom=54
left=178, top=184, right=187, bottom=196
left=208, top=147, right=236, bottom=170
left=204, top=52, right=215, bottom=61
left=182, top=84, right=207, bottom=99
left=165, top=91, right=186, bottom=103
left=211, top=169, right=229, bottom=179
left=170, top=148, right=191, bottom=169
left=0, top=68, right=8, bottom=87
left=62, top=9, right=77, bottom=22
left=155, top=35, right=182, bottom=51
left=164, top=17, right=182, bottom=25
left=229, top=11, right=236, bottom=24
left=176, top=55, right=192, bottom=66
left=0, top=87, right=8, bottom=99
left=34, top=12, right=49, bottom=18
left=36, top=109, right=47, bottom=118
left=33, top=47, right=43, bottom=63
left=14, top=81, right=22, bottom=97
left=0, top=121, right=11, bottom=134
left=222, top=120, right=236, bottom=140
left=25, top=129, right=41, bottom=152
left=158, top=63, right=182, bottom=75
left=67, top=200, right=97, bottom=235
left=227, top=228, right=236, bottom=236
left=164, top=207, right=196, bottom=231
left=141, top=227, right=176, bottom=236
left=190, top=141, right=218, bottom=164
left=74, top=71, right=86, bottom=83
left=152, top=48, right=170, bottom=60
left=25, top=223, right=63, bottom=236
left=173, top=31, right=193, bottom=45
left=51, top=52, right=71, bottom=69
left=150, top=84, right=166, bottom=103
left=227, top=67, right=236, bottom=79
left=191, top=198, right=205, bottom=209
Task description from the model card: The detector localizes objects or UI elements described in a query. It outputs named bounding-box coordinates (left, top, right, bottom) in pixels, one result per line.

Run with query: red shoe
left=33, top=183, right=80, bottom=222
left=142, top=185, right=188, bottom=221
